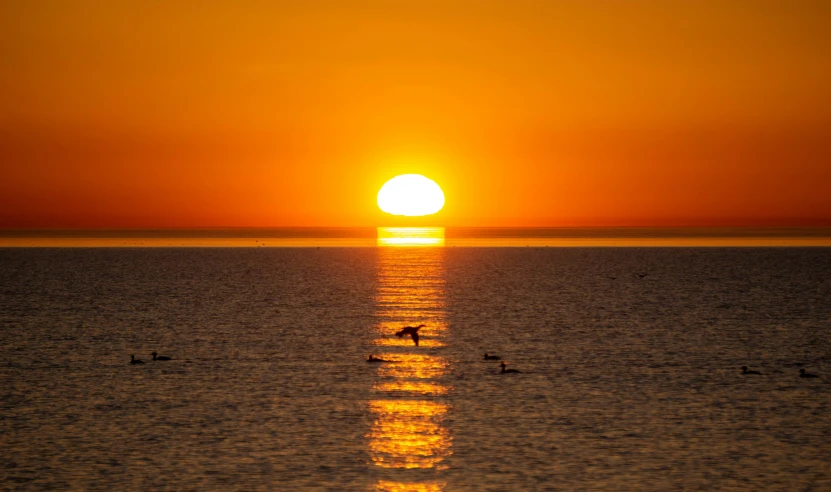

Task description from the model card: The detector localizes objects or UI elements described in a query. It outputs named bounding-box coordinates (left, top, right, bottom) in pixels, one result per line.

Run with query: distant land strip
left=1, top=227, right=830, bottom=247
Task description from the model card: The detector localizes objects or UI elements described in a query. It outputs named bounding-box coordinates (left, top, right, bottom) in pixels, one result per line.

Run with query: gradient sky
left=1, top=1, right=830, bottom=228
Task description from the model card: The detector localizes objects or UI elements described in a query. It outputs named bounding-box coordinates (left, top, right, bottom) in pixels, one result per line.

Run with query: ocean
left=2, top=245, right=830, bottom=490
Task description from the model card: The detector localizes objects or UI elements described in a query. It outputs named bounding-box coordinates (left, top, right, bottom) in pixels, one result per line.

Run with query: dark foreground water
left=1, top=247, right=830, bottom=490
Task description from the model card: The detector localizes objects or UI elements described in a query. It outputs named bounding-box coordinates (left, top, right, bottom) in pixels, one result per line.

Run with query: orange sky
left=1, top=1, right=830, bottom=228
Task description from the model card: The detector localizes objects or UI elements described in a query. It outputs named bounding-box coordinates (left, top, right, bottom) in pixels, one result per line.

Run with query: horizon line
left=1, top=225, right=830, bottom=246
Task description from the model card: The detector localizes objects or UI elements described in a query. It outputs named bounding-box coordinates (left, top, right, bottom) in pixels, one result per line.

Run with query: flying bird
left=395, top=324, right=425, bottom=346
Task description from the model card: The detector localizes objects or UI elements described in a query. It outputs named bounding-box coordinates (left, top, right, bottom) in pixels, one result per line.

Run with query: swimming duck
left=500, top=361, right=521, bottom=374
left=367, top=354, right=388, bottom=363
left=484, top=353, right=500, bottom=360
left=741, top=366, right=761, bottom=375
left=395, top=324, right=425, bottom=346
left=130, top=355, right=144, bottom=365
left=152, top=352, right=171, bottom=361
left=800, top=369, right=819, bottom=378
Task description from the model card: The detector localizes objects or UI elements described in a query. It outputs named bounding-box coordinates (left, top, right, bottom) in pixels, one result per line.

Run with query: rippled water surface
left=2, top=247, right=830, bottom=490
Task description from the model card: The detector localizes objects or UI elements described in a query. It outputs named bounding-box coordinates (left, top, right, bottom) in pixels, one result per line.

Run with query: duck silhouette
left=395, top=324, right=425, bottom=346
left=800, top=369, right=819, bottom=378
left=130, top=355, right=144, bottom=365
left=484, top=353, right=500, bottom=360
left=367, top=354, right=388, bottom=363
left=742, top=366, right=761, bottom=375
left=152, top=352, right=171, bottom=361
left=500, top=361, right=521, bottom=374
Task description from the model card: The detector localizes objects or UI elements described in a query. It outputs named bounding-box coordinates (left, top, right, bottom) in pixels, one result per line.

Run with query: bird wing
left=411, top=331, right=419, bottom=346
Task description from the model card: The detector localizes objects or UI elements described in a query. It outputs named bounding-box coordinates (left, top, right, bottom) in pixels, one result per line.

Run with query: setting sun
left=377, top=174, right=445, bottom=217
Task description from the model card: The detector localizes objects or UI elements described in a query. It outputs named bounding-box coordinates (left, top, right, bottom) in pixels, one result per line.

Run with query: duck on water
left=130, top=355, right=144, bottom=365
left=741, top=366, right=761, bottom=375
left=367, top=355, right=389, bottom=363
left=500, top=361, right=521, bottom=374
left=152, top=352, right=172, bottom=361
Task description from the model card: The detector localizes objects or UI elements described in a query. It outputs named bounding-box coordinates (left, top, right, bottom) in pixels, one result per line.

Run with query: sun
left=377, top=174, right=445, bottom=216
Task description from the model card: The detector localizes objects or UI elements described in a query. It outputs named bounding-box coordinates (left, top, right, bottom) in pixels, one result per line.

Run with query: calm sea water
left=2, top=247, right=830, bottom=490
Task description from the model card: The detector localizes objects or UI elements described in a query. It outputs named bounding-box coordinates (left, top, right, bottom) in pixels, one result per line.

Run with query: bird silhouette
left=484, top=353, right=500, bottom=360
left=130, top=355, right=144, bottom=365
left=500, top=361, right=521, bottom=374
left=395, top=324, right=425, bottom=346
left=741, top=366, right=761, bottom=375
left=800, top=369, right=819, bottom=378
left=152, top=352, right=171, bottom=361
left=367, top=354, right=388, bottom=363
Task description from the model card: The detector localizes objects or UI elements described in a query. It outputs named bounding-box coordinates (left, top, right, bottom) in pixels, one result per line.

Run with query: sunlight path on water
left=368, top=229, right=451, bottom=490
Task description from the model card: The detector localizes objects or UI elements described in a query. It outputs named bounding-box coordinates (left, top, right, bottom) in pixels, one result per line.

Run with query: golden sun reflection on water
left=373, top=381, right=450, bottom=396
left=373, top=337, right=445, bottom=349
left=374, top=480, right=445, bottom=492
left=368, top=401, right=452, bottom=469
left=369, top=240, right=451, bottom=490
left=377, top=227, right=445, bottom=247
left=375, top=354, right=450, bottom=380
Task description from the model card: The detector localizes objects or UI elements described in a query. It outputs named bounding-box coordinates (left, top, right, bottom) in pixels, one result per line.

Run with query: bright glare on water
left=1, top=245, right=830, bottom=490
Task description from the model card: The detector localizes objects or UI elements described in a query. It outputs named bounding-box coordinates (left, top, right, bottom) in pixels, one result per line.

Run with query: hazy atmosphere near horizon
left=2, top=2, right=830, bottom=491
